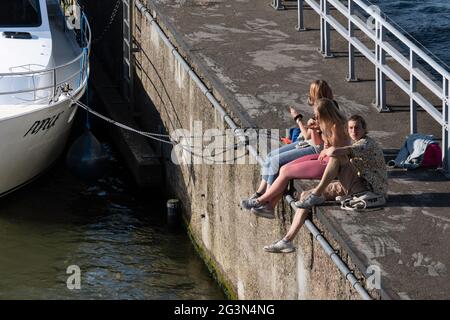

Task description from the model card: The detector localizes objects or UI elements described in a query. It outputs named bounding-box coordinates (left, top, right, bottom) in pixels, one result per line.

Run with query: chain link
left=92, top=0, right=122, bottom=44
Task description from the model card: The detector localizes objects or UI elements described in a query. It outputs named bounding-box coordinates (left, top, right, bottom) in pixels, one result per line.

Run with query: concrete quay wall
left=131, top=2, right=374, bottom=300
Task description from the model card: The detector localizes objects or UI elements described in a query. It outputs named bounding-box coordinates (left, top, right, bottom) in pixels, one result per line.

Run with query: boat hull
left=0, top=96, right=81, bottom=196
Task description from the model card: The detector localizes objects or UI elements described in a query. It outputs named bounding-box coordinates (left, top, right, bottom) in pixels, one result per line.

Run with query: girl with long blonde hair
left=248, top=80, right=337, bottom=201
left=241, top=98, right=349, bottom=218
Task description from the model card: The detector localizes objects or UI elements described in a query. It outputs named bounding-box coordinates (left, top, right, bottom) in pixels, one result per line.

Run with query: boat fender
left=66, top=129, right=109, bottom=181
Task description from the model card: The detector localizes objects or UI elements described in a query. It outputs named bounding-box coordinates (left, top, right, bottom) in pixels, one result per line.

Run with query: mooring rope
left=66, top=93, right=260, bottom=162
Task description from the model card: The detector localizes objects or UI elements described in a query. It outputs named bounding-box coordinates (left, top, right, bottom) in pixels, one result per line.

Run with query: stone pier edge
left=183, top=214, right=238, bottom=300
left=134, top=0, right=380, bottom=300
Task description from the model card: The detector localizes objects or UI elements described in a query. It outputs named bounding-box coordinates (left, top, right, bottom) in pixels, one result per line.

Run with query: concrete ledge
left=141, top=1, right=256, bottom=130
left=132, top=0, right=450, bottom=299
left=134, top=0, right=370, bottom=299
left=294, top=166, right=450, bottom=300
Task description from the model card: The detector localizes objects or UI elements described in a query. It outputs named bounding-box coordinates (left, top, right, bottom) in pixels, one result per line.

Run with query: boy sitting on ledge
left=264, top=115, right=388, bottom=253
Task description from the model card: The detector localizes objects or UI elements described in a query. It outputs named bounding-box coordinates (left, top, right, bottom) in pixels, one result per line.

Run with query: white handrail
left=0, top=68, right=84, bottom=96
left=298, top=0, right=450, bottom=172
left=0, top=2, right=91, bottom=104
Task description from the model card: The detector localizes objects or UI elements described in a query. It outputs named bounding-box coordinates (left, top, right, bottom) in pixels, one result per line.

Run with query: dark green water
left=0, top=144, right=225, bottom=300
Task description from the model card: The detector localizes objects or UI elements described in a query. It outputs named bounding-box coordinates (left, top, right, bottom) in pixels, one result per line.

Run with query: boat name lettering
left=24, top=111, right=65, bottom=137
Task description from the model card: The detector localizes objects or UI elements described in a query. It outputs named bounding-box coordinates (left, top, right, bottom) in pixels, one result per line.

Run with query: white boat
left=0, top=0, right=90, bottom=196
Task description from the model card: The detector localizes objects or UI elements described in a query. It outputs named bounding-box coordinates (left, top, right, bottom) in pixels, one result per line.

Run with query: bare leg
left=257, top=167, right=291, bottom=207
left=256, top=180, right=268, bottom=195
left=258, top=156, right=328, bottom=207
left=284, top=208, right=309, bottom=242
left=313, top=155, right=348, bottom=196
left=267, top=191, right=284, bottom=208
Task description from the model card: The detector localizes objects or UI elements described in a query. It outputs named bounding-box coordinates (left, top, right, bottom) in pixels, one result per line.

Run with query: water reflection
left=0, top=144, right=225, bottom=300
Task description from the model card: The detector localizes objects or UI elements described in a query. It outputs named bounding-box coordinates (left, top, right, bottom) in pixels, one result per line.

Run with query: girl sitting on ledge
left=264, top=115, right=388, bottom=253
left=246, top=80, right=336, bottom=202
left=241, top=98, right=349, bottom=218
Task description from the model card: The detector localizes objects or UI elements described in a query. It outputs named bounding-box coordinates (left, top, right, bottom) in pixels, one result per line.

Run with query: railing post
left=322, top=0, right=333, bottom=58
left=319, top=0, right=325, bottom=54
left=296, top=0, right=306, bottom=31
left=410, top=50, right=418, bottom=134
left=123, top=0, right=135, bottom=111
left=347, top=0, right=357, bottom=81
left=374, top=20, right=388, bottom=112
left=271, top=0, right=285, bottom=10
left=443, top=77, right=450, bottom=173
left=374, top=19, right=380, bottom=109
left=53, top=69, right=57, bottom=99
left=319, top=0, right=332, bottom=57
left=380, top=25, right=387, bottom=111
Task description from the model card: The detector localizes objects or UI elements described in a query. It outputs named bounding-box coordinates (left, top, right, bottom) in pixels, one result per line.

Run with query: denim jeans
left=390, top=133, right=436, bottom=169
left=261, top=142, right=318, bottom=185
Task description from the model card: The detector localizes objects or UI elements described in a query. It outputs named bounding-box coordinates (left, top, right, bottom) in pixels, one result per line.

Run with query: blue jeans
left=261, top=142, right=318, bottom=185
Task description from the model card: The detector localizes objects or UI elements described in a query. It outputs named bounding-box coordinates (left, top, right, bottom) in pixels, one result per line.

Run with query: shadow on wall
left=388, top=169, right=448, bottom=182
left=133, top=51, right=199, bottom=188
left=133, top=66, right=196, bottom=218
left=386, top=193, right=450, bottom=207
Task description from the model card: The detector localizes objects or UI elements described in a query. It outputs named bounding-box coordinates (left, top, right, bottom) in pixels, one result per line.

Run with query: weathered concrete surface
left=133, top=0, right=450, bottom=299
left=318, top=169, right=450, bottom=300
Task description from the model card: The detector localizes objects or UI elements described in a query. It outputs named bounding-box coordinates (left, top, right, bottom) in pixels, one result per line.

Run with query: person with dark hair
left=263, top=115, right=388, bottom=253
left=296, top=114, right=387, bottom=207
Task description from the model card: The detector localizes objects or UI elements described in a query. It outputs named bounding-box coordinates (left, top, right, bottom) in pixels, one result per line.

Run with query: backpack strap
left=340, top=192, right=386, bottom=212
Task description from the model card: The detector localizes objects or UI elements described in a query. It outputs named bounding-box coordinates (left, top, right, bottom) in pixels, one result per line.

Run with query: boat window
left=0, top=0, right=42, bottom=28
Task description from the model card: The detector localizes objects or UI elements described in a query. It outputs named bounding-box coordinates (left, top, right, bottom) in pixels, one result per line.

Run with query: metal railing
left=0, top=3, right=91, bottom=106
left=295, top=0, right=450, bottom=173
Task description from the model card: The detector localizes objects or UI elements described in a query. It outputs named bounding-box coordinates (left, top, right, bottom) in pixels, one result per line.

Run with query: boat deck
left=48, top=4, right=83, bottom=91
left=0, top=4, right=84, bottom=120
left=47, top=3, right=81, bottom=68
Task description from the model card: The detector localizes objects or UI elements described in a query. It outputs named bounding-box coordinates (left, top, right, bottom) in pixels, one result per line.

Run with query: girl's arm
left=289, top=107, right=311, bottom=140
left=317, top=126, right=337, bottom=160
left=296, top=119, right=310, bottom=139
left=310, top=128, right=323, bottom=146
left=322, top=145, right=352, bottom=158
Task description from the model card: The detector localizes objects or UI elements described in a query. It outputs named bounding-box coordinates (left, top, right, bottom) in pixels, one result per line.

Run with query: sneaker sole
left=263, top=247, right=296, bottom=253
left=251, top=208, right=275, bottom=219
left=294, top=201, right=324, bottom=208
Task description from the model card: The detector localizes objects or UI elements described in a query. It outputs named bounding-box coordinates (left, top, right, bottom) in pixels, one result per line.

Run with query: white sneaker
left=264, top=239, right=295, bottom=253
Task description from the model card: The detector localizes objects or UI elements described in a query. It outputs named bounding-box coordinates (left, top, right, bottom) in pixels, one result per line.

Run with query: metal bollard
left=271, top=0, right=285, bottom=10
left=167, top=199, right=180, bottom=225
